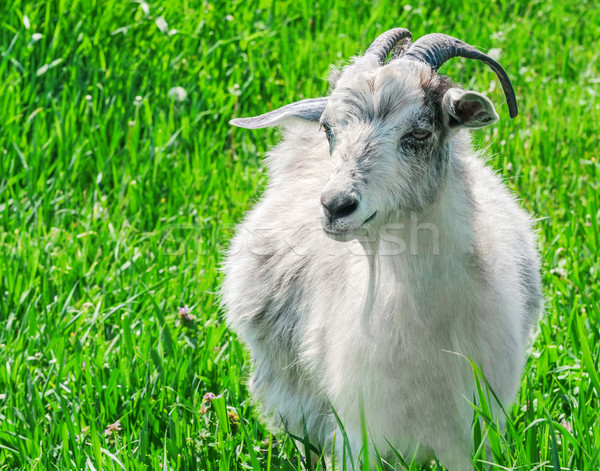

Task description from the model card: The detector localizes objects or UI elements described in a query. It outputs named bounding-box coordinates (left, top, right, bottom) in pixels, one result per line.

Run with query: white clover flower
left=168, top=86, right=187, bottom=102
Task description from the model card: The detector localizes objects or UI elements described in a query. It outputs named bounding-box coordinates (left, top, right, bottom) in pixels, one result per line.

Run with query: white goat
left=222, top=29, right=543, bottom=470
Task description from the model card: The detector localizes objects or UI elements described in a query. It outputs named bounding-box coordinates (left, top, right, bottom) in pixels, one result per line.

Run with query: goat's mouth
left=363, top=211, right=377, bottom=225
left=322, top=211, right=377, bottom=240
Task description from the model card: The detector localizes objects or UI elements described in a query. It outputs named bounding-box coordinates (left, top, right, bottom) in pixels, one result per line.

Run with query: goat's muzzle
left=320, top=188, right=376, bottom=239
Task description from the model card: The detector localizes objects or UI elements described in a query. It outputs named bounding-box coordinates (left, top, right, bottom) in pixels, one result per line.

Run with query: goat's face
left=319, top=60, right=497, bottom=238
left=230, top=31, right=514, bottom=240
left=319, top=61, right=446, bottom=237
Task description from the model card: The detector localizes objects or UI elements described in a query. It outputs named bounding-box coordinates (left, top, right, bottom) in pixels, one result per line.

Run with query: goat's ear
left=442, top=88, right=499, bottom=129
left=230, top=97, right=327, bottom=129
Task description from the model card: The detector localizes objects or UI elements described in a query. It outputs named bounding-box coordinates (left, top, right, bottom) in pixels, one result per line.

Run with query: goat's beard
left=362, top=237, right=379, bottom=335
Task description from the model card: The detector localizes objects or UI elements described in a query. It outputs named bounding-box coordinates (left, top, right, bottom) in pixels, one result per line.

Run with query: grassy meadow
left=1, top=0, right=599, bottom=469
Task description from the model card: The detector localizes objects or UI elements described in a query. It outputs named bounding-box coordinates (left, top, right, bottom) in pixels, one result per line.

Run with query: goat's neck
left=367, top=156, right=475, bottom=283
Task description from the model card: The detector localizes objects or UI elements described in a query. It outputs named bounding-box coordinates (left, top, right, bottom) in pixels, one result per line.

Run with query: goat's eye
left=322, top=123, right=334, bottom=142
left=410, top=129, right=431, bottom=140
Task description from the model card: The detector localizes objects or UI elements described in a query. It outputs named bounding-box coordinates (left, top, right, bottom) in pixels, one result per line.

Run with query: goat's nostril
left=334, top=198, right=358, bottom=218
left=321, top=194, right=359, bottom=220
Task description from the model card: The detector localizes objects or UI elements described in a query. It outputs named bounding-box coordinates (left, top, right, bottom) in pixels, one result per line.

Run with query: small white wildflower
left=168, top=86, right=187, bottom=102
left=487, top=48, right=502, bottom=61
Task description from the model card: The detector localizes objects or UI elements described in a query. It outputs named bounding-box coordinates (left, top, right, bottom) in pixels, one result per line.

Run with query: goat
left=221, top=28, right=543, bottom=470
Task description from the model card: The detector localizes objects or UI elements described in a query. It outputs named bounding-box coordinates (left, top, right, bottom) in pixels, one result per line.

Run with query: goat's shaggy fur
left=222, top=34, right=542, bottom=470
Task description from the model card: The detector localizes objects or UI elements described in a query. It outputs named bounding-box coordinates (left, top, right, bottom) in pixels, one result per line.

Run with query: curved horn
left=365, top=28, right=412, bottom=64
left=403, top=33, right=518, bottom=118
left=230, top=97, right=327, bottom=129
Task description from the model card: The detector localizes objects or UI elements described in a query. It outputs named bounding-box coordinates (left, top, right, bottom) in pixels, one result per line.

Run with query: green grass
left=0, top=0, right=599, bottom=469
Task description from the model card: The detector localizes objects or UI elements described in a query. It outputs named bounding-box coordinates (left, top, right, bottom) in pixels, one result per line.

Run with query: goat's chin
left=322, top=228, right=358, bottom=242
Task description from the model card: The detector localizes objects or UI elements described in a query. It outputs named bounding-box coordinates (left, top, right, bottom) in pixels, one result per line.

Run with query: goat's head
left=231, top=29, right=517, bottom=239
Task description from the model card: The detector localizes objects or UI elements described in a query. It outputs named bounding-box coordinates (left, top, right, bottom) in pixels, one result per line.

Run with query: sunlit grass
left=0, top=0, right=599, bottom=469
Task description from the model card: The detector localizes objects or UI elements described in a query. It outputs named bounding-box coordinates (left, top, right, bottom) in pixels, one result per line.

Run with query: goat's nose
left=321, top=193, right=359, bottom=221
